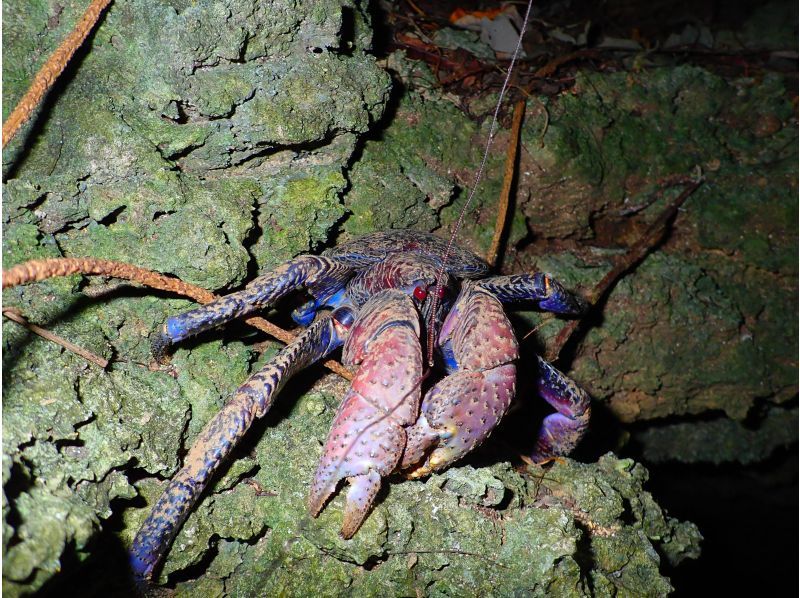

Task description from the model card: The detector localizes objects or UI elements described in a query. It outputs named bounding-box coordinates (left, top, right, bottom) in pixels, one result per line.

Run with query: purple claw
left=530, top=356, right=590, bottom=462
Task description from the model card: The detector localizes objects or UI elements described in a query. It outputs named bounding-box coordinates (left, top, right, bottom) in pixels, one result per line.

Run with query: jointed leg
left=130, top=307, right=353, bottom=581
left=476, top=273, right=585, bottom=314
left=530, top=356, right=590, bottom=462
left=152, top=256, right=353, bottom=356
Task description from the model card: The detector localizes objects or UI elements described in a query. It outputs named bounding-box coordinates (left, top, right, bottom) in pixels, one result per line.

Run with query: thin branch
left=2, top=0, right=113, bottom=148
left=2, top=307, right=109, bottom=368
left=486, top=100, right=526, bottom=268
left=546, top=178, right=703, bottom=363
left=2, top=257, right=353, bottom=380
left=532, top=49, right=600, bottom=79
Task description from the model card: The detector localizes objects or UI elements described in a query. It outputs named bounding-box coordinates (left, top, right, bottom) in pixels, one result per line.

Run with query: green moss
left=256, top=168, right=347, bottom=266
left=2, top=0, right=392, bottom=592
left=636, top=405, right=799, bottom=464
left=10, top=0, right=797, bottom=591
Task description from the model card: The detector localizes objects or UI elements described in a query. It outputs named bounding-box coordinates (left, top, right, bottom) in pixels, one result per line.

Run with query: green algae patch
left=2, top=0, right=390, bottom=591
left=342, top=68, right=475, bottom=237
left=256, top=169, right=348, bottom=267
left=162, top=448, right=697, bottom=596
left=636, top=405, right=799, bottom=465
left=534, top=455, right=702, bottom=596
left=505, top=64, right=797, bottom=445
left=2, top=330, right=187, bottom=595
left=342, top=53, right=511, bottom=255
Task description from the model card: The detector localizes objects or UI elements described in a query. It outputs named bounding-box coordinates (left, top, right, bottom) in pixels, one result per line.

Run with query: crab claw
left=308, top=290, right=422, bottom=537
left=530, top=356, right=590, bottom=462
left=402, top=285, right=519, bottom=478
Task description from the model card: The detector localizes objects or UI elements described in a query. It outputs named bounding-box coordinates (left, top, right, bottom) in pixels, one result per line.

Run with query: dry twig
left=2, top=307, right=109, bottom=368
left=546, top=179, right=703, bottom=363
left=2, top=257, right=353, bottom=380
left=486, top=100, right=526, bottom=268
left=2, top=0, right=113, bottom=147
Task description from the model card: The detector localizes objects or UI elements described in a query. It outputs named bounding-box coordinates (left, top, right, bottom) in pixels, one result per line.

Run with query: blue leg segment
left=476, top=273, right=585, bottom=315
left=291, top=287, right=350, bottom=327
left=531, top=356, right=590, bottom=462
left=152, top=256, right=353, bottom=357
left=131, top=307, right=353, bottom=582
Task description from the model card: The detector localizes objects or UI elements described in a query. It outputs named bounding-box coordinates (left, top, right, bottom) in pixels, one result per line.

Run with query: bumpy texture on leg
left=477, top=272, right=586, bottom=314
left=131, top=310, right=350, bottom=581
left=152, top=256, right=353, bottom=355
left=403, top=285, right=519, bottom=478
left=530, top=355, right=591, bottom=462
left=308, top=290, right=422, bottom=538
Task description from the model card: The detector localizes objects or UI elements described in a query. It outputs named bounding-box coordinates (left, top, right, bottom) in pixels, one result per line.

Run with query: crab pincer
left=308, top=290, right=423, bottom=538
left=402, top=284, right=519, bottom=478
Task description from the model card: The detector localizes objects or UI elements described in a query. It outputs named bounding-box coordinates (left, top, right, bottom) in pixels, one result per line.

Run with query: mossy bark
left=4, top=0, right=794, bottom=595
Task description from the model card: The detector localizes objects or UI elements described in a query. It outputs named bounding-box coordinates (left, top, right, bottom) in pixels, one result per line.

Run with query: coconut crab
left=130, top=229, right=590, bottom=581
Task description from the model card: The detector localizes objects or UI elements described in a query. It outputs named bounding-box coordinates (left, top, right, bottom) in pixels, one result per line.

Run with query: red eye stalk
left=413, top=286, right=428, bottom=301
left=436, top=286, right=446, bottom=299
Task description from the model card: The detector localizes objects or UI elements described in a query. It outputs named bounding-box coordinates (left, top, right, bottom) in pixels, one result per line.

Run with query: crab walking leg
left=308, top=290, right=422, bottom=538
left=152, top=256, right=353, bottom=355
left=530, top=356, right=591, bottom=462
left=403, top=285, right=519, bottom=478
left=130, top=309, right=353, bottom=581
left=476, top=273, right=585, bottom=315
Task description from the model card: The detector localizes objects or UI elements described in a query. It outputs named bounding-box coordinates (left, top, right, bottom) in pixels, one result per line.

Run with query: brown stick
left=3, top=307, right=109, bottom=368
left=486, top=100, right=526, bottom=267
left=533, top=49, right=600, bottom=79
left=546, top=179, right=703, bottom=363
left=2, top=257, right=353, bottom=380
left=2, top=0, right=113, bottom=148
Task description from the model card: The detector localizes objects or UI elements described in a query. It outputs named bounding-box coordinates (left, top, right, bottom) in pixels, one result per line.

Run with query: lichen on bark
left=3, top=0, right=391, bottom=594
left=7, top=0, right=796, bottom=595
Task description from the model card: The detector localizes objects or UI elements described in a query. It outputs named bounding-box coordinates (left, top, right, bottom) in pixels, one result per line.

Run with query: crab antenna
left=426, top=0, right=535, bottom=367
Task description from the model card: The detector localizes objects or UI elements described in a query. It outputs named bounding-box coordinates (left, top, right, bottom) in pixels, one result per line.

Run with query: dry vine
left=2, top=257, right=353, bottom=380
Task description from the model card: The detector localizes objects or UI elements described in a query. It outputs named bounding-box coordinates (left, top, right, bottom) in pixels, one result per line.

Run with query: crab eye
left=436, top=286, right=446, bottom=299
left=413, top=286, right=428, bottom=301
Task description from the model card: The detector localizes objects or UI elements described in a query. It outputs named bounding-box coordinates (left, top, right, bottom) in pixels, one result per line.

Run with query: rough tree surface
left=3, top=0, right=795, bottom=595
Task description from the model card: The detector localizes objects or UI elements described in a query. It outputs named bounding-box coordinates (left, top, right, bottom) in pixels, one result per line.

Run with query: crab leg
left=152, top=256, right=353, bottom=356
left=130, top=307, right=353, bottom=581
left=475, top=274, right=590, bottom=459
left=530, top=356, right=590, bottom=462
left=476, top=272, right=585, bottom=314
left=308, top=290, right=422, bottom=538
left=402, top=285, right=519, bottom=478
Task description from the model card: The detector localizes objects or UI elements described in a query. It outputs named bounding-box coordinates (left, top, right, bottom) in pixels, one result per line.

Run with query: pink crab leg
left=530, top=356, right=590, bottom=462
left=152, top=256, right=353, bottom=356
left=130, top=307, right=353, bottom=581
left=402, top=285, right=519, bottom=478
left=308, top=289, right=422, bottom=538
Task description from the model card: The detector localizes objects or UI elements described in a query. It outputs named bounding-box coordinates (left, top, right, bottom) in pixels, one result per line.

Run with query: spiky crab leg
left=476, top=273, right=591, bottom=461
left=402, top=285, right=519, bottom=478
left=130, top=308, right=353, bottom=581
left=477, top=272, right=586, bottom=314
left=152, top=256, right=353, bottom=356
left=308, top=290, right=422, bottom=538
left=530, top=356, right=590, bottom=462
